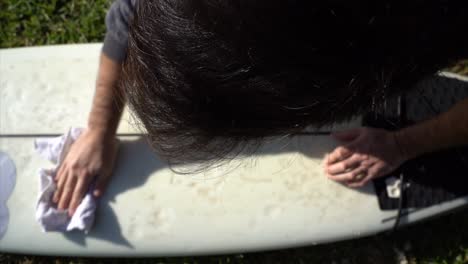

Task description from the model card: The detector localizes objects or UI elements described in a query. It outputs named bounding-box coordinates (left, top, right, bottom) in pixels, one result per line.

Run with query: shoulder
left=102, top=0, right=137, bottom=62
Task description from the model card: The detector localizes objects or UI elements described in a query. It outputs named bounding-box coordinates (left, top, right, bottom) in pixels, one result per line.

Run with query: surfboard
left=0, top=43, right=467, bottom=257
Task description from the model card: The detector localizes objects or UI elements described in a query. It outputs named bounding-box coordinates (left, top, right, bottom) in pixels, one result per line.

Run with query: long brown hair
left=121, top=0, right=468, bottom=170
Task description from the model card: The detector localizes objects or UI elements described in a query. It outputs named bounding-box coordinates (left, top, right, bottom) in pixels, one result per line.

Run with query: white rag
left=0, top=152, right=16, bottom=240
left=34, top=127, right=97, bottom=233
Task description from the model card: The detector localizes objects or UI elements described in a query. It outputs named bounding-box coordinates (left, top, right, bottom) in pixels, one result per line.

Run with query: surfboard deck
left=0, top=44, right=467, bottom=257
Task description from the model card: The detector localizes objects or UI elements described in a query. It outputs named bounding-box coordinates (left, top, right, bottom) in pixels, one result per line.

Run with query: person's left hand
left=324, top=127, right=407, bottom=188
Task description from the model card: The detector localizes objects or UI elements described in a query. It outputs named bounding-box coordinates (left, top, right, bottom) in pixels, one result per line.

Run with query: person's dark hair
left=121, top=0, right=468, bottom=169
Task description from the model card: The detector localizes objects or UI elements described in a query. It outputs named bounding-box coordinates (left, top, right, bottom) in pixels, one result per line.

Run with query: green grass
left=0, top=0, right=109, bottom=48
left=1, top=1, right=468, bottom=263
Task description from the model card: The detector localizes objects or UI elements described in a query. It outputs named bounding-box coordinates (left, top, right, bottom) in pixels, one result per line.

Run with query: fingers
left=53, top=164, right=68, bottom=204
left=68, top=172, right=92, bottom=217
left=331, top=128, right=362, bottom=142
left=326, top=164, right=370, bottom=182
left=55, top=163, right=65, bottom=181
left=326, top=153, right=364, bottom=175
left=54, top=168, right=97, bottom=216
left=326, top=146, right=354, bottom=165
left=58, top=172, right=77, bottom=211
left=346, top=163, right=385, bottom=188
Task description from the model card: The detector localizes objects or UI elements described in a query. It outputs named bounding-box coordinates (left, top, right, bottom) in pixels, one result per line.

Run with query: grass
left=1, top=1, right=468, bottom=263
left=0, top=0, right=109, bottom=48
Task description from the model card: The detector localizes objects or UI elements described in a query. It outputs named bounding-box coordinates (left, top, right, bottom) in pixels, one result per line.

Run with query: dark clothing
left=102, top=0, right=136, bottom=62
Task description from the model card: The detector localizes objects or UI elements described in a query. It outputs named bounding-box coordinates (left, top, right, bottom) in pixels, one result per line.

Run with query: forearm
left=87, top=52, right=125, bottom=137
left=395, top=98, right=468, bottom=160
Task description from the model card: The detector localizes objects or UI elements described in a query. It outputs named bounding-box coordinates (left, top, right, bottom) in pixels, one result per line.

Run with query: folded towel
left=34, top=127, right=97, bottom=233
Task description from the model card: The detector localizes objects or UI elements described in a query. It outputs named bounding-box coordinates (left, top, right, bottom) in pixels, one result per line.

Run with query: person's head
left=121, top=0, right=468, bottom=167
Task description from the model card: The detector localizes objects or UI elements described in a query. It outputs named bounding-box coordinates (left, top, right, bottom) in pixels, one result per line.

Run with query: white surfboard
left=0, top=44, right=467, bottom=257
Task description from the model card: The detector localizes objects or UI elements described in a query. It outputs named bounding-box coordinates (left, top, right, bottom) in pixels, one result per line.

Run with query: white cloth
left=34, top=127, right=97, bottom=233
left=0, top=152, right=16, bottom=240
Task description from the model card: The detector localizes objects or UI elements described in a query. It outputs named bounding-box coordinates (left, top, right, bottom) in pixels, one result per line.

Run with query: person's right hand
left=52, top=128, right=120, bottom=217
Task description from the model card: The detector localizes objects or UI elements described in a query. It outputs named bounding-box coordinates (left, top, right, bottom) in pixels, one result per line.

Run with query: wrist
left=86, top=124, right=117, bottom=140
left=393, top=130, right=416, bottom=162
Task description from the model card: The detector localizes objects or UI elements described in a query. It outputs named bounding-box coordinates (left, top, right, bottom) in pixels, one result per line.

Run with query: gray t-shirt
left=102, top=0, right=136, bottom=63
